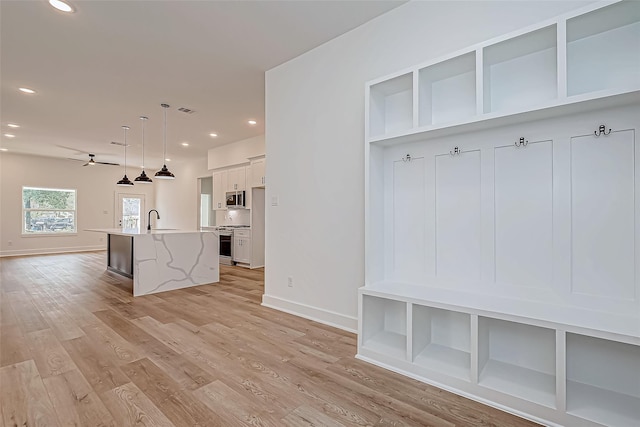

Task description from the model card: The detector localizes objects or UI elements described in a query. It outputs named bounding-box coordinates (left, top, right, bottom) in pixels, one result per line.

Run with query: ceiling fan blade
left=95, top=161, right=119, bottom=166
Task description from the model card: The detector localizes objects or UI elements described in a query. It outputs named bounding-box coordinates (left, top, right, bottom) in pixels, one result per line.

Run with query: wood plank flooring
left=0, top=251, right=539, bottom=426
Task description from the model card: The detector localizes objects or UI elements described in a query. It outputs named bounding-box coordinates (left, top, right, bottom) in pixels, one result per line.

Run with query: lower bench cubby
left=412, top=305, right=471, bottom=381
left=361, top=295, right=407, bottom=360
left=566, top=333, right=640, bottom=426
left=478, top=318, right=556, bottom=408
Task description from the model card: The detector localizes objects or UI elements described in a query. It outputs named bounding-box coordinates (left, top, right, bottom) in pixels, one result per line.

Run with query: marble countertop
left=86, top=228, right=216, bottom=236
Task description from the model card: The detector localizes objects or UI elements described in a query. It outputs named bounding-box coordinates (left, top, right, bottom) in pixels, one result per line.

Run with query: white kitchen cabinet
left=361, top=2, right=640, bottom=426
left=212, top=170, right=227, bottom=211
left=226, top=166, right=246, bottom=192
left=233, top=229, right=251, bottom=265
left=250, top=157, right=266, bottom=187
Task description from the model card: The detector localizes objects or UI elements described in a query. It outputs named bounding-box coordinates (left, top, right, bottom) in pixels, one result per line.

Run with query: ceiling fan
left=68, top=153, right=119, bottom=166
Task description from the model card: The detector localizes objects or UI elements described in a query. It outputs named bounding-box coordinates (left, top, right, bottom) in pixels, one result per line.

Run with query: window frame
left=22, top=186, right=78, bottom=236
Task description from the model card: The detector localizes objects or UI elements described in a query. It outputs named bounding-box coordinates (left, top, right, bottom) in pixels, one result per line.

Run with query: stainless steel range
left=216, top=225, right=249, bottom=265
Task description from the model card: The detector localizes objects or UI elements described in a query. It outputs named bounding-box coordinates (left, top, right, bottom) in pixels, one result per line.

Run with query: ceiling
left=0, top=0, right=404, bottom=169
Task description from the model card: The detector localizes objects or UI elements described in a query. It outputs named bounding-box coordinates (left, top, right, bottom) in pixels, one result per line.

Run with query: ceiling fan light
left=116, top=175, right=134, bottom=186
left=155, top=165, right=175, bottom=180
left=134, top=169, right=153, bottom=183
left=88, top=158, right=96, bottom=165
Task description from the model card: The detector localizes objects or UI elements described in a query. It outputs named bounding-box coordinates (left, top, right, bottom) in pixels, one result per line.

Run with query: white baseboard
left=0, top=246, right=106, bottom=258
left=261, top=294, right=357, bottom=333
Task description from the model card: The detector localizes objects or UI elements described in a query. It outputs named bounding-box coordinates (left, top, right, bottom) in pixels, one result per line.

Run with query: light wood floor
left=0, top=251, right=538, bottom=427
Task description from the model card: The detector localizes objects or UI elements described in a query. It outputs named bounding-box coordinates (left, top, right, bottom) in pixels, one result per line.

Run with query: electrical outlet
left=7, top=240, right=12, bottom=246
left=287, top=276, right=293, bottom=287
left=99, top=237, right=104, bottom=242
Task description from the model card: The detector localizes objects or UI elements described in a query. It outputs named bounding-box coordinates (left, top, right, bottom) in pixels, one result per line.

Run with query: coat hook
left=402, top=154, right=411, bottom=162
left=594, top=124, right=612, bottom=137
left=515, top=137, right=528, bottom=148
left=450, top=146, right=461, bottom=156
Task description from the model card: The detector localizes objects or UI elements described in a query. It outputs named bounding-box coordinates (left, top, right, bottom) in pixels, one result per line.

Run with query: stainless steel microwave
left=226, top=191, right=245, bottom=208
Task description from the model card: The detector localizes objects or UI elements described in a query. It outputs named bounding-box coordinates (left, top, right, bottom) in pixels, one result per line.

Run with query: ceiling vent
left=178, top=107, right=195, bottom=114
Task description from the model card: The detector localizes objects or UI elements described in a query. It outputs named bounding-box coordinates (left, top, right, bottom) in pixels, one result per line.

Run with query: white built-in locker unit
left=360, top=1, right=640, bottom=426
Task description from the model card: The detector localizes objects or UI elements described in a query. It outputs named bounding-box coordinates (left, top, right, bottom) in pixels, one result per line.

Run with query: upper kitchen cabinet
left=212, top=170, right=227, bottom=210
left=226, top=166, right=247, bottom=192
left=250, top=156, right=266, bottom=188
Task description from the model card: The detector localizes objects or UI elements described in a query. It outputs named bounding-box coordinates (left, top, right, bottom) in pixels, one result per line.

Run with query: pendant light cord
left=140, top=116, right=147, bottom=169
left=162, top=104, right=168, bottom=164
left=122, top=126, right=129, bottom=175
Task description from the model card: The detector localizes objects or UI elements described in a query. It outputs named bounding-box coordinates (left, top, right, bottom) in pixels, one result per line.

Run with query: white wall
left=154, top=157, right=210, bottom=230
left=0, top=152, right=155, bottom=256
left=208, top=135, right=265, bottom=170
left=264, top=0, right=594, bottom=331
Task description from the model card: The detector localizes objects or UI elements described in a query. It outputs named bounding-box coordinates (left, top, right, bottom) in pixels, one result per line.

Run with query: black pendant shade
left=155, top=103, right=175, bottom=180
left=134, top=170, right=153, bottom=183
left=117, top=174, right=134, bottom=186
left=155, top=164, right=175, bottom=179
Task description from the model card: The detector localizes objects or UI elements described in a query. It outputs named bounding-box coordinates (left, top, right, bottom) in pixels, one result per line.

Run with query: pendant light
left=155, top=103, right=175, bottom=179
left=116, top=126, right=134, bottom=186
left=134, top=116, right=153, bottom=183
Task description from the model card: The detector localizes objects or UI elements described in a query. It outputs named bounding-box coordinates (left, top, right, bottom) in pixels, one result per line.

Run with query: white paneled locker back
left=379, top=104, right=640, bottom=322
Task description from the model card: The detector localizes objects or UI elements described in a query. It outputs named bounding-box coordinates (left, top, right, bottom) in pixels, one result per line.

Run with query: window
left=22, top=187, right=77, bottom=234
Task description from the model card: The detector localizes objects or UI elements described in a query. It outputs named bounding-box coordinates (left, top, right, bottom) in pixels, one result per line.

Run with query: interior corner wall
left=153, top=157, right=209, bottom=231
left=263, top=0, right=594, bottom=332
left=0, top=152, right=155, bottom=257
left=208, top=134, right=265, bottom=170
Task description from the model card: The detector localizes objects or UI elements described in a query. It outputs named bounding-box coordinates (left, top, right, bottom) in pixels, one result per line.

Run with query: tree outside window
left=22, top=187, right=77, bottom=234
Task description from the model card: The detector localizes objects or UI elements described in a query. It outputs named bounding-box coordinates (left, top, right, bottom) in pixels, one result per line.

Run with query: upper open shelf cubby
left=483, top=25, right=557, bottom=114
left=366, top=1, right=640, bottom=145
left=369, top=73, right=413, bottom=138
left=419, top=52, right=476, bottom=127
left=567, top=1, right=640, bottom=97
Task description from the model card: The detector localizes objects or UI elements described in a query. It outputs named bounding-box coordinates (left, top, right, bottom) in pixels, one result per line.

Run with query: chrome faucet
left=147, top=209, right=160, bottom=231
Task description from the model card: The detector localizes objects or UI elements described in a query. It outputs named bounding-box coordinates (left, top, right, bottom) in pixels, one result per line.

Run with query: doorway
left=197, top=176, right=215, bottom=228
left=116, top=193, right=146, bottom=232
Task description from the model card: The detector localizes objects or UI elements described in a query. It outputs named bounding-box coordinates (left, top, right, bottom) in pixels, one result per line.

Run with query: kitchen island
left=88, top=228, right=219, bottom=296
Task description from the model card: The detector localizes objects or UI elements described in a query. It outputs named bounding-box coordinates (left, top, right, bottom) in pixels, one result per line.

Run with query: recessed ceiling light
left=209, top=133, right=218, bottom=138
left=248, top=120, right=257, bottom=125
left=7, top=123, right=19, bottom=128
left=4, top=134, right=16, bottom=138
left=49, top=0, right=74, bottom=13
left=0, top=148, right=8, bottom=152
left=181, top=142, right=189, bottom=147
left=165, top=158, right=171, bottom=162
left=19, top=87, right=36, bottom=94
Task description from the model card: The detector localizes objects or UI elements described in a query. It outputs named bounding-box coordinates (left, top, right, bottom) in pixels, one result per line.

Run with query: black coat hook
left=450, top=146, right=461, bottom=156
left=515, top=137, right=528, bottom=148
left=594, top=125, right=612, bottom=137
left=402, top=154, right=412, bottom=162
